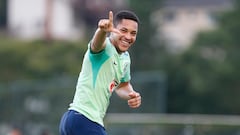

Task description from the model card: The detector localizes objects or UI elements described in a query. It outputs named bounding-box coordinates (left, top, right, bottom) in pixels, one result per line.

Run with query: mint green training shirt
left=69, top=37, right=131, bottom=126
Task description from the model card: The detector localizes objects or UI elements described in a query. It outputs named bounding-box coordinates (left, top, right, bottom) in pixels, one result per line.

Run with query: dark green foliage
left=167, top=3, right=240, bottom=114
left=0, top=39, right=87, bottom=82
left=128, top=0, right=162, bottom=70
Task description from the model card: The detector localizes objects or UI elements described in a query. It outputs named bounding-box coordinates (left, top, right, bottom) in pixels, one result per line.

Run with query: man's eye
left=131, top=32, right=136, bottom=36
left=120, top=29, right=127, bottom=33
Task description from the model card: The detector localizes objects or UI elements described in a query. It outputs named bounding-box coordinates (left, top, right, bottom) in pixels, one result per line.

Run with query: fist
left=128, top=92, right=141, bottom=108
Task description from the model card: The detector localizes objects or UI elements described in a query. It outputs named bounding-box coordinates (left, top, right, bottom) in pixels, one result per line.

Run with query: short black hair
left=114, top=10, right=140, bottom=25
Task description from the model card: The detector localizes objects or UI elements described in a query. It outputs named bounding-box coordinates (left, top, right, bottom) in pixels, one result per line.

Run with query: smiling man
left=59, top=10, right=141, bottom=135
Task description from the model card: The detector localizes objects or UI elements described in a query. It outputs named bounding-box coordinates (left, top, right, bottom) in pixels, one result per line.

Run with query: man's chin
left=117, top=49, right=126, bottom=54
left=120, top=47, right=129, bottom=52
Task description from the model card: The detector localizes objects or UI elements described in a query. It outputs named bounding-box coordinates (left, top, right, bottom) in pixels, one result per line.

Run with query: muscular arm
left=91, top=28, right=107, bottom=53
left=115, top=82, right=134, bottom=100
left=115, top=82, right=141, bottom=108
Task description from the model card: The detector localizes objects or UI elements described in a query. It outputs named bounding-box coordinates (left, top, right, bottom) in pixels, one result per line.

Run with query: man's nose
left=124, top=32, right=132, bottom=39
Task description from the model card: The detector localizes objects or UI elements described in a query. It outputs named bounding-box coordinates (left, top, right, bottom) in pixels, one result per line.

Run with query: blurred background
left=0, top=0, right=240, bottom=135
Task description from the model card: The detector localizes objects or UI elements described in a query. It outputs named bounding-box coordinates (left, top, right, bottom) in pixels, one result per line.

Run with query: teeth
left=122, top=41, right=129, bottom=45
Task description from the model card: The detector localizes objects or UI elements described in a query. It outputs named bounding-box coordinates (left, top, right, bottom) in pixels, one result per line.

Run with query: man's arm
left=91, top=11, right=120, bottom=53
left=91, top=27, right=107, bottom=53
left=115, top=82, right=141, bottom=108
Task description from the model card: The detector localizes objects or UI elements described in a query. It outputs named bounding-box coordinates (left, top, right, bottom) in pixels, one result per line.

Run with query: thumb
left=128, top=92, right=138, bottom=98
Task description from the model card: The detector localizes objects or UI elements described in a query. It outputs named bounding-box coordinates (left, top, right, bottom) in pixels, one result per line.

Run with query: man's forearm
left=91, top=28, right=107, bottom=52
left=115, top=82, right=134, bottom=100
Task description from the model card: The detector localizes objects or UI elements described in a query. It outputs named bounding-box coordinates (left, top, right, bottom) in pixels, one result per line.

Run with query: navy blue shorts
left=59, top=110, right=107, bottom=135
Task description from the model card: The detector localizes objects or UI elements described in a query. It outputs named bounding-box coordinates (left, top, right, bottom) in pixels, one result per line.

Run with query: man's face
left=110, top=19, right=138, bottom=53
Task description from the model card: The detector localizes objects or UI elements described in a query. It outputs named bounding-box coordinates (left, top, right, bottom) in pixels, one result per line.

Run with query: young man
left=59, top=10, right=141, bottom=135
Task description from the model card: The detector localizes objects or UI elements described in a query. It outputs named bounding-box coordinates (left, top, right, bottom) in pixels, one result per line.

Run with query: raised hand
left=98, top=11, right=120, bottom=34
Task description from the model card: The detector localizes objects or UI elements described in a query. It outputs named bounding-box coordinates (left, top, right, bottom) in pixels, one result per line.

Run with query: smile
left=121, top=40, right=130, bottom=46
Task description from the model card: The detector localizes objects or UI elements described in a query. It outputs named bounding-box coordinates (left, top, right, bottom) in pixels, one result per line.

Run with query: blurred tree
left=167, top=1, right=240, bottom=114
left=128, top=0, right=164, bottom=70
left=0, top=40, right=87, bottom=82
